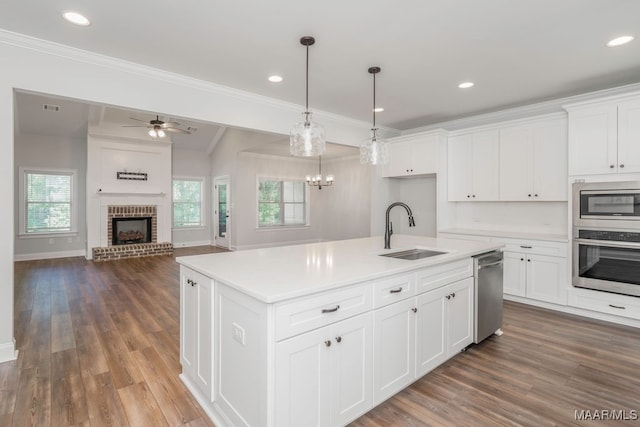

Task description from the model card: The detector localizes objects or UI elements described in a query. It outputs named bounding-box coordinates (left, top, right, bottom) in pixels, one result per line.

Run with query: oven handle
left=574, top=238, right=640, bottom=250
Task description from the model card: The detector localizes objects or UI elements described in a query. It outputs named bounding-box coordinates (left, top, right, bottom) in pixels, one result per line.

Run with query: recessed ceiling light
left=373, top=107, right=384, bottom=113
left=458, top=82, right=475, bottom=89
left=606, top=35, right=634, bottom=47
left=268, top=75, right=283, bottom=83
left=62, top=11, right=91, bottom=26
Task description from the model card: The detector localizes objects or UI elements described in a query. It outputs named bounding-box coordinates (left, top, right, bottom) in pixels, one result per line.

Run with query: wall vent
left=42, top=104, right=61, bottom=112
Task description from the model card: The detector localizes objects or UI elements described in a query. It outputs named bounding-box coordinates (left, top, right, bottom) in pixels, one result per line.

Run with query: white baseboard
left=0, top=339, right=18, bottom=363
left=172, top=240, right=214, bottom=248
left=14, top=249, right=87, bottom=262
left=232, top=238, right=323, bottom=251
left=504, top=295, right=640, bottom=328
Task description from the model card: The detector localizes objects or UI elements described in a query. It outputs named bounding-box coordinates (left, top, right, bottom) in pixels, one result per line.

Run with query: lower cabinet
left=373, top=277, right=474, bottom=405
left=180, top=267, right=214, bottom=401
left=503, top=251, right=567, bottom=304
left=275, top=312, right=373, bottom=427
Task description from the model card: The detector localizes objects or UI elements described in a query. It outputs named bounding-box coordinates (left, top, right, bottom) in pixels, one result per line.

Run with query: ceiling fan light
left=157, top=129, right=166, bottom=138
left=148, top=129, right=157, bottom=137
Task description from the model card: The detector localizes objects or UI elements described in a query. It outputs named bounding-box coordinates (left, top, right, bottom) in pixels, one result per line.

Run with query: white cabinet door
left=415, top=285, right=447, bottom=377
left=275, top=327, right=330, bottom=427
left=568, top=104, right=618, bottom=175
left=617, top=98, right=640, bottom=173
left=330, top=313, right=373, bottom=427
left=382, top=135, right=438, bottom=177
left=532, top=119, right=567, bottom=201
left=499, top=126, right=533, bottom=201
left=383, top=140, right=413, bottom=177
left=526, top=254, right=567, bottom=305
left=373, top=298, right=416, bottom=405
left=503, top=251, right=526, bottom=297
left=447, top=134, right=472, bottom=201
left=275, top=313, right=373, bottom=427
left=446, top=277, right=474, bottom=355
left=180, top=268, right=214, bottom=400
left=470, top=130, right=500, bottom=200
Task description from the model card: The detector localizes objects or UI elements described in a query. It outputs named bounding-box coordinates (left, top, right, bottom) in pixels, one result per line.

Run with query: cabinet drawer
left=275, top=283, right=372, bottom=341
left=569, top=289, right=640, bottom=320
left=373, top=273, right=416, bottom=309
left=416, top=258, right=473, bottom=294
left=492, top=237, right=567, bottom=257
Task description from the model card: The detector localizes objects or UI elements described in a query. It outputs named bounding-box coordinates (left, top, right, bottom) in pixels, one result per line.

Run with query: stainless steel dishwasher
left=473, top=251, right=504, bottom=344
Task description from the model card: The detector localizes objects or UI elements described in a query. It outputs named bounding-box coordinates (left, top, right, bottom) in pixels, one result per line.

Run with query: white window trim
left=172, top=176, right=205, bottom=229
left=18, top=166, right=79, bottom=237
left=256, top=175, right=310, bottom=228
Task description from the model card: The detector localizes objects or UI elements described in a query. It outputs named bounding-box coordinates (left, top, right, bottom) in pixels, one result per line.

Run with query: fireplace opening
left=112, top=217, right=152, bottom=245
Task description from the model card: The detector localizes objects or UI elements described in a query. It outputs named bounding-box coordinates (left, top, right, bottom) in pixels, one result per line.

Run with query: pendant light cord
left=372, top=72, right=376, bottom=128
left=305, top=43, right=309, bottom=112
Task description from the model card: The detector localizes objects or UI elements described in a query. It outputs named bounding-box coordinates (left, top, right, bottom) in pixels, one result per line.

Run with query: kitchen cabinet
left=373, top=276, right=474, bottom=405
left=180, top=267, right=214, bottom=401
left=499, top=240, right=568, bottom=305
left=566, top=95, right=640, bottom=175
left=448, top=130, right=500, bottom=201
left=381, top=132, right=440, bottom=178
left=499, top=118, right=567, bottom=201
left=275, top=312, right=373, bottom=427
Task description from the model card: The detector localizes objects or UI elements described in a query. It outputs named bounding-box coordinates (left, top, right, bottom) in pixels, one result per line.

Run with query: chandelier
left=360, top=66, right=389, bottom=165
left=306, top=156, right=333, bottom=190
left=290, top=36, right=326, bottom=157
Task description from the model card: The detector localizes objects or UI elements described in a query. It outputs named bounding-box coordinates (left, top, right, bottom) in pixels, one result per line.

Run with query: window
left=258, top=178, right=308, bottom=227
left=173, top=178, right=204, bottom=227
left=21, top=168, right=76, bottom=235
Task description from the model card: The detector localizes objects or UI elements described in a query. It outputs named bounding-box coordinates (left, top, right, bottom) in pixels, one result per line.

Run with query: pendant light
left=306, top=156, right=334, bottom=190
left=360, top=66, right=389, bottom=165
left=290, top=36, right=326, bottom=157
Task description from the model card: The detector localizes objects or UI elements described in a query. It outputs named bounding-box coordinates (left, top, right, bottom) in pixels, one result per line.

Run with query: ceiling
left=3, top=1, right=640, bottom=131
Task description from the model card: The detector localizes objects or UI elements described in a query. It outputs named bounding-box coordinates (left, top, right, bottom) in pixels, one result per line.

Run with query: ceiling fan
left=123, top=115, right=191, bottom=138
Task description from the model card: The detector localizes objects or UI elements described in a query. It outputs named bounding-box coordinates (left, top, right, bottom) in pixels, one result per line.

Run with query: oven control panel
left=578, top=229, right=640, bottom=242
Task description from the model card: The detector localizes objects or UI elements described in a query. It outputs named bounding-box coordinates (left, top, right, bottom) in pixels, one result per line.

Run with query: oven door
left=573, top=238, right=640, bottom=297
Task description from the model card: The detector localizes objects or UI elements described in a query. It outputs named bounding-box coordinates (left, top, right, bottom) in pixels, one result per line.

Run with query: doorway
left=213, top=176, right=230, bottom=249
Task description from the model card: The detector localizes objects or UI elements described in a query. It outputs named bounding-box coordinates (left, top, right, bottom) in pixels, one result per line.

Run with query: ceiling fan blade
left=129, top=117, right=151, bottom=123
left=164, top=128, right=191, bottom=134
left=122, top=125, right=150, bottom=128
left=160, top=122, right=181, bottom=128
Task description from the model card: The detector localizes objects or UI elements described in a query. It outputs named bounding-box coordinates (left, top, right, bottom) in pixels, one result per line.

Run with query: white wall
left=14, top=133, right=87, bottom=260
left=0, top=32, right=373, bottom=362
left=172, top=148, right=213, bottom=247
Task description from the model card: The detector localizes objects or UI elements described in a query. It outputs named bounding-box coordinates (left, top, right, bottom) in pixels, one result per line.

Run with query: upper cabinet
left=566, top=95, right=640, bottom=176
left=499, top=117, right=567, bottom=201
left=447, top=130, right=499, bottom=201
left=447, top=114, right=567, bottom=202
left=381, top=131, right=443, bottom=178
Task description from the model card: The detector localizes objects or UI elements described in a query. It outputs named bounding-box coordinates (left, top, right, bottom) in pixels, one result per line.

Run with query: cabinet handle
left=520, top=245, right=532, bottom=249
left=472, top=194, right=476, bottom=198
left=467, top=195, right=471, bottom=198
left=187, top=278, right=197, bottom=286
left=520, top=258, right=524, bottom=261
left=620, top=164, right=625, bottom=168
left=527, top=259, right=531, bottom=262
left=389, top=287, right=403, bottom=294
left=335, top=336, right=342, bottom=343
left=324, top=340, right=332, bottom=347
left=446, top=295, right=451, bottom=300
left=321, top=305, right=340, bottom=314
left=610, top=164, right=615, bottom=169
left=411, top=307, right=417, bottom=313
left=451, top=292, right=456, bottom=298
left=528, top=194, right=532, bottom=197
left=534, top=194, right=539, bottom=197
left=608, top=304, right=626, bottom=310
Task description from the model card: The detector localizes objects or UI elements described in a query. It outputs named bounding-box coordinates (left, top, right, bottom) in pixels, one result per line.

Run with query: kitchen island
left=177, top=235, right=502, bottom=427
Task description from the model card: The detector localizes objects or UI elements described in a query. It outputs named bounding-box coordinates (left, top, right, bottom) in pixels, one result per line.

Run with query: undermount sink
left=380, top=248, right=447, bottom=260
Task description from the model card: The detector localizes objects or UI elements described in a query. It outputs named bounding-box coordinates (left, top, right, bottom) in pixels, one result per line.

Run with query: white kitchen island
left=176, top=235, right=502, bottom=427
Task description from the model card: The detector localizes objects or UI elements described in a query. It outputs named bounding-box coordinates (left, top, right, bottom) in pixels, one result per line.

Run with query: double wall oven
left=573, top=181, right=640, bottom=297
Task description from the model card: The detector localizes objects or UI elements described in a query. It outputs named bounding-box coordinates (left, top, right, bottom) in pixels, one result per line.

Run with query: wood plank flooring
left=3, top=247, right=640, bottom=426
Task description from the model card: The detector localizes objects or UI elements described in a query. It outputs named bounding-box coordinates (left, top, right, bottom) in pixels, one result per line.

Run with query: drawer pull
left=520, top=245, right=532, bottom=249
left=609, top=304, right=626, bottom=310
left=389, top=287, right=403, bottom=294
left=321, top=305, right=340, bottom=314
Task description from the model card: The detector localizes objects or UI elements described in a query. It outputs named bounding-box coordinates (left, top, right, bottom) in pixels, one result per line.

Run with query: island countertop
left=176, top=235, right=502, bottom=304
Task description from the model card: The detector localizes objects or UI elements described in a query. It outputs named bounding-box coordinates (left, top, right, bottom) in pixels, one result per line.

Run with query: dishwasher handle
left=477, top=260, right=503, bottom=270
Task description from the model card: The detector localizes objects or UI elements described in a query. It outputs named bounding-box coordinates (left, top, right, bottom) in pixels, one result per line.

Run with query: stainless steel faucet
left=384, top=202, right=415, bottom=249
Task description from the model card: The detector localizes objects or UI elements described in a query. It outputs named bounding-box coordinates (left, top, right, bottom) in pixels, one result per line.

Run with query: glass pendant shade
left=290, top=112, right=326, bottom=156
left=360, top=129, right=389, bottom=165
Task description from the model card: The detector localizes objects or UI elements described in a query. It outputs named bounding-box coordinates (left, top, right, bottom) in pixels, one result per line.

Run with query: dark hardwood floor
left=2, top=247, right=640, bottom=426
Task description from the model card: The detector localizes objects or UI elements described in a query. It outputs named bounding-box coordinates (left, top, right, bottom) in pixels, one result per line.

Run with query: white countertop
left=177, top=235, right=502, bottom=304
left=438, top=228, right=568, bottom=242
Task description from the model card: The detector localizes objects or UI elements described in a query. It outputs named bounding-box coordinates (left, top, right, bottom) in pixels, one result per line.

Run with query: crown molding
left=1, top=29, right=395, bottom=135
left=402, top=82, right=640, bottom=135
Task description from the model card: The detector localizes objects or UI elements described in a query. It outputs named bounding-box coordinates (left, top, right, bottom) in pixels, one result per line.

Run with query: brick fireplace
left=92, top=205, right=173, bottom=261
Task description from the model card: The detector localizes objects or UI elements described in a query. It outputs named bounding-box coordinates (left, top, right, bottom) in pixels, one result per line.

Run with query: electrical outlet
left=232, top=322, right=245, bottom=345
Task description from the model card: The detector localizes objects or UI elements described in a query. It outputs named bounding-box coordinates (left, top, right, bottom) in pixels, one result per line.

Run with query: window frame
left=256, top=176, right=310, bottom=229
left=172, top=176, right=205, bottom=229
left=18, top=166, right=78, bottom=237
